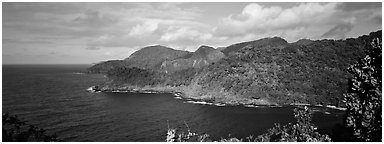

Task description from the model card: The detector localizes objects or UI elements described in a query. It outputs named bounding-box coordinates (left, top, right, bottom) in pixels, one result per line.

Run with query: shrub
left=166, top=121, right=207, bottom=142
left=2, top=113, right=59, bottom=142
left=166, top=107, right=331, bottom=142
left=343, top=37, right=382, bottom=141
left=254, top=106, right=331, bottom=142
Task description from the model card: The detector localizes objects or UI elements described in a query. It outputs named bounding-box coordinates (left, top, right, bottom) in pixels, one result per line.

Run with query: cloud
left=321, top=22, right=354, bottom=39
left=86, top=46, right=101, bottom=50
left=85, top=14, right=210, bottom=49
left=337, top=2, right=381, bottom=11
left=131, top=3, right=202, bottom=20
left=128, top=21, right=159, bottom=37
left=157, top=26, right=220, bottom=51
left=2, top=3, right=84, bottom=17
left=3, top=2, right=208, bottom=51
left=72, top=9, right=118, bottom=27
left=2, top=2, right=382, bottom=64
left=160, top=26, right=212, bottom=42
left=3, top=38, right=53, bottom=44
left=3, top=7, right=120, bottom=42
left=215, top=3, right=338, bottom=36
left=372, top=15, right=382, bottom=25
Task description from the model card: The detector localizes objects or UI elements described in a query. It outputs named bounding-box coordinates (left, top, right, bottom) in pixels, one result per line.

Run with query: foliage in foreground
left=2, top=113, right=60, bottom=142
left=343, top=36, right=382, bottom=141
left=255, top=107, right=331, bottom=142
left=166, top=107, right=331, bottom=142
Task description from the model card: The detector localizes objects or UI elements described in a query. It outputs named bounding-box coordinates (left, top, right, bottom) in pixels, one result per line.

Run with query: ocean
left=2, top=64, right=344, bottom=141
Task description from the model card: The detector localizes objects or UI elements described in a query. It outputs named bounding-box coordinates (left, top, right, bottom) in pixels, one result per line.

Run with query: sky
left=2, top=2, right=382, bottom=64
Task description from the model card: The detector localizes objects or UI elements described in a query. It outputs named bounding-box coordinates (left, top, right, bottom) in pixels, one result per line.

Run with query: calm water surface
left=2, top=65, right=344, bottom=141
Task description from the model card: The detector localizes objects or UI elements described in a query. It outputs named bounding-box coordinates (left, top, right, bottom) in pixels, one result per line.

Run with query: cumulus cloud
left=215, top=3, right=338, bottom=36
left=157, top=26, right=215, bottom=51
left=128, top=21, right=159, bottom=37
left=160, top=27, right=212, bottom=42
left=3, top=2, right=382, bottom=64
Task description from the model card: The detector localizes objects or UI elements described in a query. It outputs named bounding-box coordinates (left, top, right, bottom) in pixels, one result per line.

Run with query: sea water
left=2, top=64, right=344, bottom=141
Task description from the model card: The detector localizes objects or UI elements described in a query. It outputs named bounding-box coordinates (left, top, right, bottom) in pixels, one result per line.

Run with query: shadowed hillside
left=88, top=45, right=190, bottom=73
left=124, top=45, right=191, bottom=69
left=88, top=60, right=128, bottom=73
left=159, top=45, right=225, bottom=73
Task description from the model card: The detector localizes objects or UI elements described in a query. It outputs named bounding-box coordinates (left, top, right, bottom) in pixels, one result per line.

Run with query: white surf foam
left=185, top=100, right=213, bottom=105
left=244, top=104, right=259, bottom=108
left=326, top=105, right=346, bottom=111
left=214, top=103, right=226, bottom=107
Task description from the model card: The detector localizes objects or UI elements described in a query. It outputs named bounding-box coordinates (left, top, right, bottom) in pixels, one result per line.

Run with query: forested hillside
left=88, top=60, right=128, bottom=73
left=158, top=45, right=225, bottom=73
left=194, top=36, right=369, bottom=106
left=88, top=45, right=190, bottom=73
left=123, top=45, right=190, bottom=69
left=90, top=30, right=381, bottom=106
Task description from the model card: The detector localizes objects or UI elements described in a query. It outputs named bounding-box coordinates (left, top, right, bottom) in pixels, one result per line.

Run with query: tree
left=344, top=37, right=382, bottom=141
left=255, top=106, right=331, bottom=142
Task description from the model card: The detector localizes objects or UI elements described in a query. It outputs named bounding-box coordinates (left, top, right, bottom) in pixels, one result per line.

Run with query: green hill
left=124, top=45, right=190, bottom=69
left=159, top=45, right=225, bottom=73
left=221, top=37, right=288, bottom=56
left=87, top=45, right=190, bottom=73
left=91, top=30, right=382, bottom=106
left=88, top=60, right=128, bottom=73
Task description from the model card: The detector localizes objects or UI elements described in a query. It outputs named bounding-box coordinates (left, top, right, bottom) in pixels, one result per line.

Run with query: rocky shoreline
left=87, top=85, right=164, bottom=94
left=87, top=85, right=346, bottom=111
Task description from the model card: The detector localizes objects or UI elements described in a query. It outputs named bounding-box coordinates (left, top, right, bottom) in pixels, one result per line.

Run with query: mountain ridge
left=89, top=30, right=382, bottom=106
left=88, top=45, right=190, bottom=73
left=158, top=45, right=226, bottom=73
